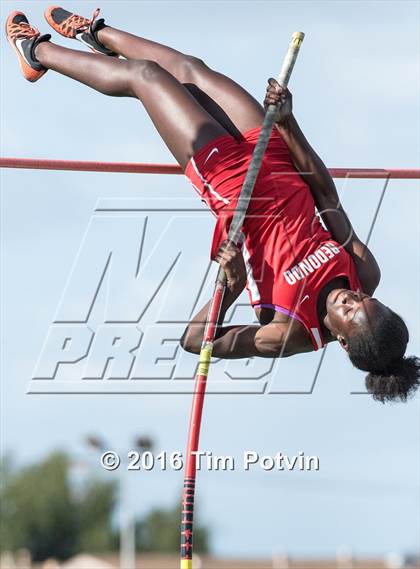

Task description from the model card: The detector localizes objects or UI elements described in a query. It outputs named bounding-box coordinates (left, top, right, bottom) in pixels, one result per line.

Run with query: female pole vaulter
left=6, top=7, right=419, bottom=403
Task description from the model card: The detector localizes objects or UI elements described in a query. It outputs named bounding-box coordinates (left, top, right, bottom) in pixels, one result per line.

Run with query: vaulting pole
left=179, top=31, right=305, bottom=569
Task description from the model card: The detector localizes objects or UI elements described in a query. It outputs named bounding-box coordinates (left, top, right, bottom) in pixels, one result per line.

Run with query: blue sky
left=1, top=0, right=419, bottom=560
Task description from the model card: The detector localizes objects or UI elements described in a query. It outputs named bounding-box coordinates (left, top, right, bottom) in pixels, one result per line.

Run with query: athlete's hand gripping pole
left=180, top=31, right=305, bottom=569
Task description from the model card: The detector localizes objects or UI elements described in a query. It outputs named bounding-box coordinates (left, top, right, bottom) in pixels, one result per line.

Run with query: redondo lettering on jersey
left=284, top=242, right=341, bottom=285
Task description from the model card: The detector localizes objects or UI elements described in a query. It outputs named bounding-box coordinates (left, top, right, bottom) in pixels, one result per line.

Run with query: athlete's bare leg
left=35, top=42, right=227, bottom=169
left=97, top=26, right=265, bottom=137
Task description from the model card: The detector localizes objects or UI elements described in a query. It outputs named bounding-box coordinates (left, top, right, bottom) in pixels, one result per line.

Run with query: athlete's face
left=324, top=289, right=389, bottom=350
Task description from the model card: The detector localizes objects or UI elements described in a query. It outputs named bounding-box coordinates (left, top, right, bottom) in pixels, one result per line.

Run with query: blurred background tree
left=77, top=480, right=119, bottom=553
left=135, top=502, right=209, bottom=553
left=0, top=451, right=117, bottom=561
left=0, top=451, right=211, bottom=561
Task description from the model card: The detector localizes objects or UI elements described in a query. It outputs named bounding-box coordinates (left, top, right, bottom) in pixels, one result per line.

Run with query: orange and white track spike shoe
left=5, top=11, right=50, bottom=82
left=44, top=6, right=116, bottom=56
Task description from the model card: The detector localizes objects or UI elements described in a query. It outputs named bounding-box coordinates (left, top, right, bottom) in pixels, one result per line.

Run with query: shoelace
left=66, top=8, right=100, bottom=34
left=11, top=21, right=39, bottom=40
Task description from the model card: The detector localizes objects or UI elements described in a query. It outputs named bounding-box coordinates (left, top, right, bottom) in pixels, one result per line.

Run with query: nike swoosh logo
left=76, top=32, right=100, bottom=51
left=203, top=147, right=219, bottom=165
left=300, top=294, right=310, bottom=304
left=15, top=39, right=27, bottom=58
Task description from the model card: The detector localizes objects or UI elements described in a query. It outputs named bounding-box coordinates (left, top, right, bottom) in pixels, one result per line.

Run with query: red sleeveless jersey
left=185, top=126, right=361, bottom=350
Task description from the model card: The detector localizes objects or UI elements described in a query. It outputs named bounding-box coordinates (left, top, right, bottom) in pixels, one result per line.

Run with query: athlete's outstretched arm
left=180, top=242, right=289, bottom=358
left=264, top=80, right=381, bottom=294
left=182, top=315, right=291, bottom=359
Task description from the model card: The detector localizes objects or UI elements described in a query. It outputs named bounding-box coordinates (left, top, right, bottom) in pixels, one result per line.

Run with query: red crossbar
left=0, top=157, right=419, bottom=179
